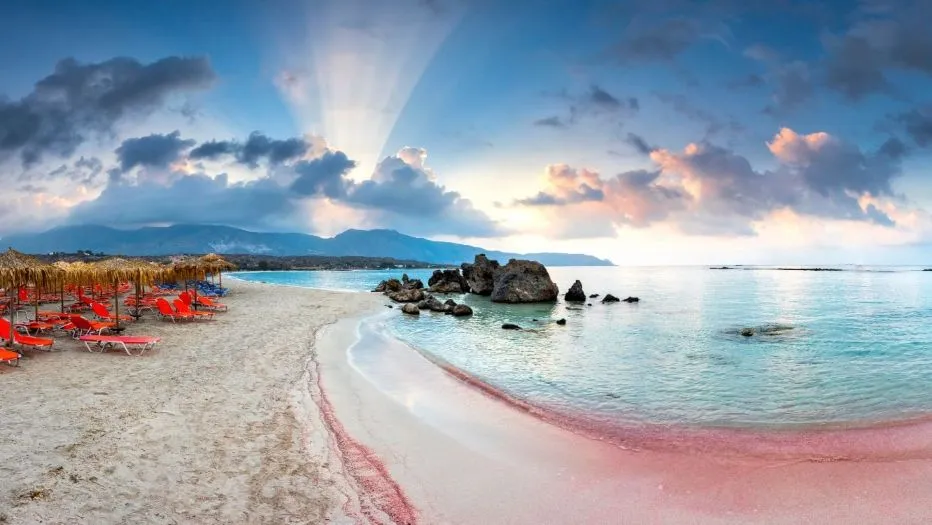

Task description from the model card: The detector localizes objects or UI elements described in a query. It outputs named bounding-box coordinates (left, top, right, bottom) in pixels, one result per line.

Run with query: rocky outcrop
left=401, top=274, right=423, bottom=289
left=424, top=295, right=444, bottom=312
left=387, top=288, right=425, bottom=303
left=401, top=304, right=420, bottom=315
left=452, top=304, right=473, bottom=316
left=461, top=254, right=500, bottom=295
left=428, top=269, right=468, bottom=293
left=443, top=299, right=457, bottom=313
left=601, top=294, right=620, bottom=303
left=564, top=280, right=586, bottom=302
left=373, top=278, right=402, bottom=293
left=622, top=296, right=640, bottom=303
left=502, top=323, right=522, bottom=330
left=555, top=318, right=567, bottom=325
left=490, top=259, right=559, bottom=303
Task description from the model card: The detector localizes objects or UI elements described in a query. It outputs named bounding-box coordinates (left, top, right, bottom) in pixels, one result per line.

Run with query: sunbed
left=78, top=335, right=161, bottom=356
left=0, top=318, right=54, bottom=351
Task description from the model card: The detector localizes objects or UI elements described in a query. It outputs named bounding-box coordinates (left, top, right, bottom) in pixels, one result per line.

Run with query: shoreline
left=318, top=289, right=932, bottom=523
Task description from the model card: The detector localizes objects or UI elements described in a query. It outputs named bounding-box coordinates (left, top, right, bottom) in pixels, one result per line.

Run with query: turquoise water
left=233, top=267, right=932, bottom=429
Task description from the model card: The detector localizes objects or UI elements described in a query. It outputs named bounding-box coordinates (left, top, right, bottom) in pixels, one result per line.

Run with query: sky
left=2, top=0, right=932, bottom=264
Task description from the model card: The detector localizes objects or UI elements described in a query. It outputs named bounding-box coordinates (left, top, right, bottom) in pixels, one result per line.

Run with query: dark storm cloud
left=0, top=56, right=214, bottom=167
left=187, top=132, right=309, bottom=167
left=115, top=131, right=195, bottom=172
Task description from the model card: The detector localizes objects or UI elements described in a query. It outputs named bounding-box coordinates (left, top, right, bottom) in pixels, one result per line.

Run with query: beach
left=0, top=280, right=382, bottom=524
left=4, top=279, right=932, bottom=524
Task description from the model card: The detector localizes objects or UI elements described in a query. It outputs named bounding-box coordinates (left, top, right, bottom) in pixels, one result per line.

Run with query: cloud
left=188, top=132, right=309, bottom=167
left=514, top=127, right=903, bottom=237
left=115, top=131, right=195, bottom=172
left=0, top=56, right=214, bottom=167
left=290, top=151, right=356, bottom=198
left=822, top=2, right=932, bottom=100
left=611, top=18, right=709, bottom=63
left=533, top=116, right=567, bottom=128
left=537, top=85, right=638, bottom=129
left=893, top=108, right=932, bottom=147
left=623, top=132, right=657, bottom=155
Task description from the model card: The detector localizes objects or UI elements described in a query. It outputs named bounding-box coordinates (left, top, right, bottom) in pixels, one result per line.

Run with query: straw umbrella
left=91, top=258, right=164, bottom=329
left=199, top=253, right=235, bottom=291
left=0, top=249, right=54, bottom=347
left=171, top=256, right=206, bottom=293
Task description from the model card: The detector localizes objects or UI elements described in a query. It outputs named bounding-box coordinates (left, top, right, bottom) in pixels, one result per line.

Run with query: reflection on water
left=234, top=267, right=932, bottom=429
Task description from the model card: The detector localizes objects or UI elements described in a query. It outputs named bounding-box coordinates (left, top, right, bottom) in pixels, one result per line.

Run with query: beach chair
left=91, top=302, right=134, bottom=322
left=155, top=298, right=193, bottom=322
left=0, top=348, right=21, bottom=366
left=173, top=299, right=213, bottom=320
left=78, top=335, right=161, bottom=356
left=0, top=318, right=54, bottom=351
left=68, top=315, right=116, bottom=337
left=195, top=296, right=227, bottom=312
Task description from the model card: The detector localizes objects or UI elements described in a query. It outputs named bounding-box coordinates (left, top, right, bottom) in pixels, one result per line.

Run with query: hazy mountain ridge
left=2, top=224, right=614, bottom=266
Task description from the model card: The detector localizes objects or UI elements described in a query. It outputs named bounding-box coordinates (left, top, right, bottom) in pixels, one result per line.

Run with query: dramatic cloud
left=115, top=131, right=195, bottom=172
left=188, top=132, right=308, bottom=167
left=515, top=127, right=902, bottom=237
left=290, top=151, right=356, bottom=198
left=0, top=56, right=214, bottom=167
left=822, top=2, right=932, bottom=100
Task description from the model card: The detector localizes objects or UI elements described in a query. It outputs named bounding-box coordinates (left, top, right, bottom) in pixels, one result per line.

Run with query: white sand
left=0, top=280, right=382, bottom=524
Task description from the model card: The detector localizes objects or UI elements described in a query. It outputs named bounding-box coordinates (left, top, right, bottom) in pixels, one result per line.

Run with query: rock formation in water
left=556, top=318, right=567, bottom=325
left=428, top=269, right=468, bottom=293
left=564, top=280, right=586, bottom=302
left=502, top=323, right=522, bottom=330
left=401, top=274, right=423, bottom=289
left=602, top=294, right=620, bottom=303
left=461, top=254, right=500, bottom=295
left=490, top=259, right=559, bottom=303
left=589, top=293, right=599, bottom=298
left=622, top=296, right=640, bottom=303
left=373, top=278, right=402, bottom=293
left=401, top=304, right=420, bottom=315
left=387, top=288, right=425, bottom=303
left=452, top=304, right=473, bottom=316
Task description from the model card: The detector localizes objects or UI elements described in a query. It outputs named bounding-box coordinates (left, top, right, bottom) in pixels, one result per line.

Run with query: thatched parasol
left=90, top=258, right=165, bottom=328
left=199, top=253, right=235, bottom=290
left=0, top=248, right=54, bottom=347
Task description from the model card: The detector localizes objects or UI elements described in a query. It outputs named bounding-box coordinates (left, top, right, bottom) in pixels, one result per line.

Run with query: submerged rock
left=740, top=328, right=755, bottom=337
left=461, top=254, right=500, bottom=295
left=589, top=293, right=600, bottom=298
left=564, top=280, right=586, bottom=302
left=452, top=304, right=473, bottom=316
left=491, top=259, right=559, bottom=303
left=401, top=304, right=420, bottom=315
left=556, top=318, right=567, bottom=325
left=622, top=296, right=640, bottom=303
left=739, top=324, right=794, bottom=338
left=385, top=304, right=394, bottom=309
left=502, top=323, right=522, bottom=330
left=428, top=269, right=468, bottom=293
left=602, top=294, right=620, bottom=303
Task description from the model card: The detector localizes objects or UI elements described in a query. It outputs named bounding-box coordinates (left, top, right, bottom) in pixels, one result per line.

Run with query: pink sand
left=315, top=312, right=932, bottom=524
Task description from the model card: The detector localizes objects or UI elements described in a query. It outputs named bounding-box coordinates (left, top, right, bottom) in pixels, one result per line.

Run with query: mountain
left=1, top=224, right=614, bottom=266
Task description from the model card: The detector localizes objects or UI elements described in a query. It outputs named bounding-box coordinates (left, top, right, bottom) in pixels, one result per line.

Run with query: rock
left=442, top=298, right=457, bottom=313
left=373, top=278, right=402, bottom=293
left=402, top=273, right=409, bottom=283
left=740, top=328, right=754, bottom=337
left=444, top=299, right=457, bottom=307
left=452, top=304, right=473, bottom=316
left=401, top=304, right=420, bottom=315
left=502, top=323, right=522, bottom=330
left=416, top=299, right=430, bottom=310
left=589, top=293, right=600, bottom=298
left=587, top=303, right=592, bottom=306
left=385, top=305, right=394, bottom=309
left=602, top=294, right=620, bottom=303
left=428, top=269, right=468, bottom=293
left=622, top=296, right=640, bottom=303
left=556, top=318, right=566, bottom=325
left=490, top=259, right=559, bottom=303
left=461, top=254, right=500, bottom=295
left=387, top=288, right=426, bottom=303
left=425, top=295, right=445, bottom=312
left=564, top=280, right=586, bottom=302
left=403, top=278, right=424, bottom=290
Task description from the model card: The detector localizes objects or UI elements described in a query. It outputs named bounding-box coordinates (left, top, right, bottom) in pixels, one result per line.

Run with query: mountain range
left=1, top=225, right=614, bottom=266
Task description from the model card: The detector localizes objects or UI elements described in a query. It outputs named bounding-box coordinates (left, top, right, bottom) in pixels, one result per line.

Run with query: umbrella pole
left=7, top=294, right=13, bottom=348
left=34, top=284, right=40, bottom=321
left=114, top=280, right=120, bottom=330
left=60, top=282, right=65, bottom=313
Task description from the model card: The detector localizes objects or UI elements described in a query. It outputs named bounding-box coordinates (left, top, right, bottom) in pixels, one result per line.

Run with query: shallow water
left=233, top=266, right=932, bottom=430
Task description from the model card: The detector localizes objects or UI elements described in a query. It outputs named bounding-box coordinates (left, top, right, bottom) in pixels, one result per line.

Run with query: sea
left=230, top=266, right=932, bottom=432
